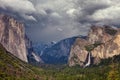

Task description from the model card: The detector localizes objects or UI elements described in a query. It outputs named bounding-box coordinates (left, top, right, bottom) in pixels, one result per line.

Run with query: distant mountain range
left=0, top=13, right=120, bottom=80
left=40, top=37, right=77, bottom=64
left=0, top=13, right=120, bottom=68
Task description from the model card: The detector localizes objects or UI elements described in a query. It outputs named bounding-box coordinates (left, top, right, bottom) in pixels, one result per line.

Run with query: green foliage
left=105, top=26, right=117, bottom=36
left=37, top=55, right=120, bottom=80
left=107, top=68, right=119, bottom=80
left=0, top=44, right=43, bottom=80
left=0, top=44, right=120, bottom=80
left=85, top=41, right=102, bottom=52
left=85, top=44, right=94, bottom=52
left=93, top=41, right=102, bottom=47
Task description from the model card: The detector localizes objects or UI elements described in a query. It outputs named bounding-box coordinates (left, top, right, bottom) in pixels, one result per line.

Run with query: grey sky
left=0, top=0, right=120, bottom=42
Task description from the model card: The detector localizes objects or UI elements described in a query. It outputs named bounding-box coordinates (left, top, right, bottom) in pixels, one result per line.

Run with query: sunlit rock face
left=91, top=32, right=120, bottom=64
left=69, top=25, right=120, bottom=66
left=0, top=14, right=28, bottom=62
left=88, top=25, right=117, bottom=44
left=69, top=38, right=88, bottom=67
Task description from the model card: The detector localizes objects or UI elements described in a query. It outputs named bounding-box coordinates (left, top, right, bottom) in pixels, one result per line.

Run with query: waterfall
left=84, top=52, right=91, bottom=68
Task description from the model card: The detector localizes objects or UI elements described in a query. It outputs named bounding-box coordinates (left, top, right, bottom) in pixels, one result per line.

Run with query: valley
left=0, top=14, right=120, bottom=80
left=0, top=43, right=120, bottom=80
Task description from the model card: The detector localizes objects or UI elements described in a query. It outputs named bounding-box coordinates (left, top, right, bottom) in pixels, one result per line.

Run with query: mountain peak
left=88, top=25, right=118, bottom=44
left=69, top=25, right=120, bottom=67
left=0, top=14, right=28, bottom=62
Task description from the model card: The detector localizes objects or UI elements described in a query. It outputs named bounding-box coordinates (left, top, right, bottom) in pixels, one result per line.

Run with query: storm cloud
left=0, top=0, right=120, bottom=43
left=0, top=0, right=36, bottom=21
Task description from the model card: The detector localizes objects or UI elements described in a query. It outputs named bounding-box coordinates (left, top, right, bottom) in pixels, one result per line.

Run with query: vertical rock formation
left=26, top=38, right=43, bottom=64
left=69, top=25, right=120, bottom=67
left=69, top=38, right=88, bottom=66
left=0, top=14, right=28, bottom=62
left=91, top=32, right=120, bottom=64
left=88, top=25, right=115, bottom=44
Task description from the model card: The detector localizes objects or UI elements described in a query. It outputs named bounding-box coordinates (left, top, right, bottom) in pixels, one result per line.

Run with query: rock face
left=28, top=51, right=43, bottom=64
left=41, top=37, right=77, bottom=64
left=91, top=32, right=120, bottom=64
left=0, top=14, right=28, bottom=62
left=69, top=38, right=88, bottom=66
left=27, top=40, right=43, bottom=64
left=69, top=25, right=120, bottom=67
left=88, top=25, right=115, bottom=43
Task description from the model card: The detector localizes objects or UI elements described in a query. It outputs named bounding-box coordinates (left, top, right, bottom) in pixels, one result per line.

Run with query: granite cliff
left=0, top=14, right=28, bottom=62
left=69, top=25, right=120, bottom=67
left=0, top=14, right=47, bottom=63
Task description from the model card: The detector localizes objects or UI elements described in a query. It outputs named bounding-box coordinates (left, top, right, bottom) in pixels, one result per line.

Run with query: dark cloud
left=0, top=0, right=36, bottom=21
left=0, top=0, right=120, bottom=43
left=74, top=0, right=120, bottom=26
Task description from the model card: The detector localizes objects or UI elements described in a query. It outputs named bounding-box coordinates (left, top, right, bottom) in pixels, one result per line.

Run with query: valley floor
left=0, top=44, right=120, bottom=80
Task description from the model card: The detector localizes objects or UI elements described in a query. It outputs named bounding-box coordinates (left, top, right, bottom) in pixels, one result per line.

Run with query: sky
left=0, top=0, right=120, bottom=43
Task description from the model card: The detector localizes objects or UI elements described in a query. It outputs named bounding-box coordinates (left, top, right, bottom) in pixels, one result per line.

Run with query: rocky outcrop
left=69, top=25, right=120, bottom=67
left=91, top=32, right=120, bottom=64
left=69, top=38, right=88, bottom=66
left=0, top=14, right=28, bottom=62
left=88, top=25, right=116, bottom=44
left=28, top=51, right=43, bottom=64
left=27, top=40, right=43, bottom=64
